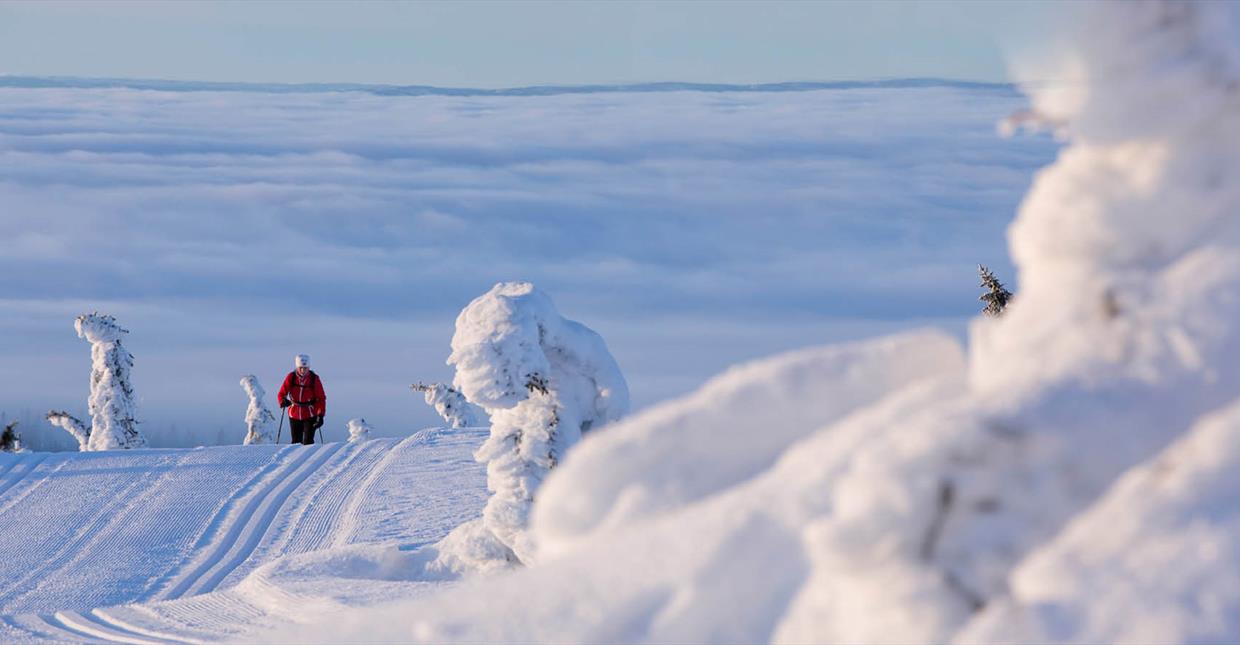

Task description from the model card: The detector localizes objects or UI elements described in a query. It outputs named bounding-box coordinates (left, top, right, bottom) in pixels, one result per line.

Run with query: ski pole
left=277, top=406, right=287, bottom=444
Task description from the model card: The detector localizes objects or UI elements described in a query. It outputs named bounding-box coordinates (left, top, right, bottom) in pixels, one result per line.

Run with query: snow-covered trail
left=0, top=428, right=487, bottom=643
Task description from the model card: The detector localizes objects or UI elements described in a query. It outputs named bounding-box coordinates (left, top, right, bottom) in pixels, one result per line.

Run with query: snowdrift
left=532, top=330, right=964, bottom=558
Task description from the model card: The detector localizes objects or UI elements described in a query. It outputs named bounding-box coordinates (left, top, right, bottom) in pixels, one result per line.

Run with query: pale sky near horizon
left=0, top=0, right=1060, bottom=87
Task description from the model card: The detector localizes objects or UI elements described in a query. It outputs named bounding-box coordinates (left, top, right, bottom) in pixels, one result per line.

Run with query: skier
left=277, top=354, right=326, bottom=445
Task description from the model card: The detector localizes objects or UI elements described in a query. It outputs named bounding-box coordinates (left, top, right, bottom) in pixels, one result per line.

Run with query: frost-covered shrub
left=432, top=282, right=629, bottom=571
left=347, top=418, right=372, bottom=443
left=48, top=312, right=146, bottom=451
left=240, top=375, right=277, bottom=445
left=412, top=382, right=485, bottom=428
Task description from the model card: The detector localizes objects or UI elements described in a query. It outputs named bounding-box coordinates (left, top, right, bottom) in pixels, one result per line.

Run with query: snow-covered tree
left=977, top=264, right=1012, bottom=317
left=78, top=313, right=145, bottom=450
left=240, top=375, right=277, bottom=445
left=0, top=421, right=21, bottom=453
left=49, top=313, right=145, bottom=451
left=347, top=418, right=372, bottom=443
left=46, top=410, right=89, bottom=451
left=432, top=282, right=629, bottom=572
left=412, top=382, right=485, bottom=428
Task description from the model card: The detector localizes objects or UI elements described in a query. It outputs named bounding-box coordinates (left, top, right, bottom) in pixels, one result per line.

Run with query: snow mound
left=959, top=396, right=1240, bottom=644
left=532, top=329, right=965, bottom=557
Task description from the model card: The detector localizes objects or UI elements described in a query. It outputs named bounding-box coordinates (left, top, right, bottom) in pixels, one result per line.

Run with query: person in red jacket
left=277, top=354, right=326, bottom=445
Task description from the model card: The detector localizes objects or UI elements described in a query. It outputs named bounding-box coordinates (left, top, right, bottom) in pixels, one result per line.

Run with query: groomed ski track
left=0, top=428, right=487, bottom=643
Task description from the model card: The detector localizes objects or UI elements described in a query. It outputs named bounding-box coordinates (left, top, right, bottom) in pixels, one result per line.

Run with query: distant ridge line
left=0, top=75, right=1016, bottom=96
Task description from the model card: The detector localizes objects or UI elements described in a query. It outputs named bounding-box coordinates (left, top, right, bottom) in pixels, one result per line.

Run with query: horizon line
left=0, top=74, right=1018, bottom=97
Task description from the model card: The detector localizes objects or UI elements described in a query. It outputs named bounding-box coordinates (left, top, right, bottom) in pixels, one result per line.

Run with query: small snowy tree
left=978, top=265, right=1012, bottom=317
left=240, top=375, right=277, bottom=445
left=46, top=410, right=89, bottom=450
left=432, top=282, right=629, bottom=572
left=347, top=418, right=372, bottom=443
left=0, top=421, right=21, bottom=453
left=49, top=313, right=145, bottom=451
left=412, top=382, right=485, bottom=428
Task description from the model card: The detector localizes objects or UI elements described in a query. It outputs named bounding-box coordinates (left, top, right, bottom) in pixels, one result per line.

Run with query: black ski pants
left=289, top=418, right=316, bottom=445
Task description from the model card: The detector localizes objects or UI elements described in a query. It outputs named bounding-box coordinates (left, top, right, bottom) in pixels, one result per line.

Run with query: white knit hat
left=295, top=354, right=311, bottom=368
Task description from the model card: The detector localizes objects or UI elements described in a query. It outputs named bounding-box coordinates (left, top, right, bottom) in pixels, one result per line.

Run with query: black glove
left=313, top=416, right=324, bottom=430
left=280, top=399, right=291, bottom=409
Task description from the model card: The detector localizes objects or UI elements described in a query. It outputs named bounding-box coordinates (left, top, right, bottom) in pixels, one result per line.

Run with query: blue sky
left=0, top=1, right=1058, bottom=86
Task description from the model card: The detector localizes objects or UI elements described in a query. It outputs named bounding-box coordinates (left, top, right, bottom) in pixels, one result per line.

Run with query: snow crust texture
left=436, top=281, right=629, bottom=568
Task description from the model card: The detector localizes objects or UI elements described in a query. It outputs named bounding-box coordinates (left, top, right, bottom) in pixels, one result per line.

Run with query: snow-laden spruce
left=412, top=382, right=485, bottom=428
left=49, top=313, right=145, bottom=451
left=0, top=422, right=21, bottom=453
left=347, top=418, right=372, bottom=443
left=240, top=375, right=277, bottom=445
left=432, top=282, right=628, bottom=571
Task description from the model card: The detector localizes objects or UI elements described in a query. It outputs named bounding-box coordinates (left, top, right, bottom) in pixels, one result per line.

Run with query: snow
left=435, top=281, right=629, bottom=568
left=412, top=383, right=485, bottom=429
left=240, top=376, right=277, bottom=445
left=0, top=429, right=487, bottom=642
left=72, top=313, right=146, bottom=450
left=958, top=397, right=1240, bottom=644
left=531, top=329, right=964, bottom=558
left=346, top=418, right=371, bottom=443
left=1, top=2, right=1238, bottom=643
left=256, top=3, right=1240, bottom=643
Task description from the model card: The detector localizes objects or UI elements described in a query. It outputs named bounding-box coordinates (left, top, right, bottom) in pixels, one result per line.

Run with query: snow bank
left=958, top=396, right=1240, bottom=644
left=532, top=330, right=965, bottom=557
left=241, top=375, right=277, bottom=445
left=435, top=281, right=629, bottom=568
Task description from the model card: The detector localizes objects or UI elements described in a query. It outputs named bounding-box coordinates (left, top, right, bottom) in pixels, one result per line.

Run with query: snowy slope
left=0, top=429, right=486, bottom=643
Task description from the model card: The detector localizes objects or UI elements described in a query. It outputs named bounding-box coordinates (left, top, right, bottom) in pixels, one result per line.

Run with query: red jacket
left=278, top=370, right=326, bottom=420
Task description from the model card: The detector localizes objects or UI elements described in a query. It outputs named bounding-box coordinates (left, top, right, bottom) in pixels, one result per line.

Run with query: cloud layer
left=0, top=81, right=1056, bottom=447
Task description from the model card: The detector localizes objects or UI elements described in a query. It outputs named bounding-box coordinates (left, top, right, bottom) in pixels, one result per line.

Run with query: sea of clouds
left=0, top=79, right=1057, bottom=448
